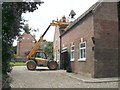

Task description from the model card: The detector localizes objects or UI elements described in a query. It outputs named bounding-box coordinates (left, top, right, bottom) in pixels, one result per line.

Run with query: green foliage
left=2, top=1, right=43, bottom=87
left=43, top=42, right=54, bottom=60
left=12, top=46, right=17, bottom=54
left=10, top=61, right=26, bottom=66
left=23, top=24, right=31, bottom=33
left=2, top=2, right=42, bottom=44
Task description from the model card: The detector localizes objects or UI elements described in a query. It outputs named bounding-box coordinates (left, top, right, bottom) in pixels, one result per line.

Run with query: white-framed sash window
left=70, top=45, right=75, bottom=61
left=78, top=41, right=86, bottom=61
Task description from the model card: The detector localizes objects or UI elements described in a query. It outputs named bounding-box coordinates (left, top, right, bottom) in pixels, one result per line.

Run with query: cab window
left=35, top=52, right=46, bottom=58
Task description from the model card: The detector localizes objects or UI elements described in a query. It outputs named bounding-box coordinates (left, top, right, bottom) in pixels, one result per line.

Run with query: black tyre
left=48, top=61, right=58, bottom=70
left=26, top=60, right=36, bottom=70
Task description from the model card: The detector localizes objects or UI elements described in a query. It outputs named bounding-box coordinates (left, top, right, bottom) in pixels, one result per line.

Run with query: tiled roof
left=18, top=32, right=36, bottom=42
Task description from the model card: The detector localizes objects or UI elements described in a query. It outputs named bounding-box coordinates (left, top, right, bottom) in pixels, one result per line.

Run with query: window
left=78, top=41, right=86, bottom=61
left=35, top=52, right=46, bottom=59
left=61, top=47, right=67, bottom=53
left=70, top=45, right=75, bottom=61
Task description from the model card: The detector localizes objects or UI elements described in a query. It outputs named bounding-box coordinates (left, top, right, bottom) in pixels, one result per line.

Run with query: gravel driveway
left=10, top=66, right=118, bottom=88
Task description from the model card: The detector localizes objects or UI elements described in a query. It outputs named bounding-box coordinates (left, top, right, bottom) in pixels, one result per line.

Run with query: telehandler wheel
left=26, top=60, right=36, bottom=70
left=48, top=61, right=58, bottom=70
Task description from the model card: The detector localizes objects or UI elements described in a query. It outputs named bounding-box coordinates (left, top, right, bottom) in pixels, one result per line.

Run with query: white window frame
left=61, top=47, right=67, bottom=53
left=78, top=41, right=86, bottom=61
left=70, top=45, right=75, bottom=61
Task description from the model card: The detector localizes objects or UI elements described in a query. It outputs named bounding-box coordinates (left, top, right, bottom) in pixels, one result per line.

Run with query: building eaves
left=60, top=2, right=101, bottom=37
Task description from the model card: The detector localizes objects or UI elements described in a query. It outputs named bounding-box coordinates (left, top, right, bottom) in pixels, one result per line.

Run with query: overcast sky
left=13, top=0, right=98, bottom=46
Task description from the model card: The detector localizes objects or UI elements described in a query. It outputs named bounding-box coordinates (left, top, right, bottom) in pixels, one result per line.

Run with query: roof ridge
left=60, top=1, right=101, bottom=36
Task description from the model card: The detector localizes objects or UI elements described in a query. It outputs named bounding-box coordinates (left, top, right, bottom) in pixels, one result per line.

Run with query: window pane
left=71, top=52, right=73, bottom=59
left=80, top=49, right=83, bottom=58
left=79, top=42, right=86, bottom=60
left=71, top=52, right=72, bottom=59
left=72, top=46, right=74, bottom=50
left=73, top=51, right=74, bottom=58
left=83, top=49, right=86, bottom=58
left=80, top=44, right=82, bottom=48
left=71, top=46, right=74, bottom=60
left=80, top=43, right=85, bottom=48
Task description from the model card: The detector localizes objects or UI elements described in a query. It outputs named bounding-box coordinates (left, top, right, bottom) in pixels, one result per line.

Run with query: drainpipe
left=59, top=35, right=62, bottom=69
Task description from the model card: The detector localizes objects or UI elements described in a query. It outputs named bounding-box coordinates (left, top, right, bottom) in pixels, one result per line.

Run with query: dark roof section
left=60, top=1, right=101, bottom=37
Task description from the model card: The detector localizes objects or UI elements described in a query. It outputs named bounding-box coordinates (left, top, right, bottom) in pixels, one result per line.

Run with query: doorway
left=61, top=50, right=70, bottom=70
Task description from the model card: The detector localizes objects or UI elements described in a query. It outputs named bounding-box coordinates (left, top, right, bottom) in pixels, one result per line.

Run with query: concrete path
left=66, top=73, right=119, bottom=83
left=10, top=66, right=118, bottom=88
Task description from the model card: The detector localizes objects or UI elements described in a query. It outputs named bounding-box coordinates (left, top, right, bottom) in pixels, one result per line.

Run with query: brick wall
left=17, top=33, right=35, bottom=60
left=61, top=13, right=94, bottom=77
left=60, top=2, right=118, bottom=78
left=118, top=2, right=120, bottom=77
left=93, top=2, right=118, bottom=78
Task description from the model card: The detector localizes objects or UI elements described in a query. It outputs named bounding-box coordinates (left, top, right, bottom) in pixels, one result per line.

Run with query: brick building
left=53, top=16, right=69, bottom=68
left=53, top=26, right=60, bottom=63
left=54, top=2, right=119, bottom=78
left=17, top=32, right=36, bottom=60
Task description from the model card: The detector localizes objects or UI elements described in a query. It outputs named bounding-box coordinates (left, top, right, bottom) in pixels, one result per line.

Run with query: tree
left=2, top=1, right=43, bottom=88
left=12, top=46, right=17, bottom=54
left=43, top=42, right=54, bottom=60
left=23, top=24, right=31, bottom=33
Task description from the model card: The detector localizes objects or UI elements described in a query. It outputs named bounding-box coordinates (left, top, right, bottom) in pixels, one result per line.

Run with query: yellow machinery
left=26, top=17, right=68, bottom=70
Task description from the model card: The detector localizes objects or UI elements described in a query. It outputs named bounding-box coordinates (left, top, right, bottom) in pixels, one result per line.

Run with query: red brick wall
left=17, top=33, right=35, bottom=60
left=61, top=13, right=94, bottom=77
left=61, top=2, right=118, bottom=78
left=93, top=2, right=118, bottom=77
left=118, top=2, right=120, bottom=76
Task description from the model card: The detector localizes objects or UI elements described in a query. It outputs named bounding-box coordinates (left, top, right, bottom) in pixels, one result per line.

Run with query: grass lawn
left=10, top=61, right=26, bottom=66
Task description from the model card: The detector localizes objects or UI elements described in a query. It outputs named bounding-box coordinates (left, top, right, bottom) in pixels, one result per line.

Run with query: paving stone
left=10, top=66, right=118, bottom=88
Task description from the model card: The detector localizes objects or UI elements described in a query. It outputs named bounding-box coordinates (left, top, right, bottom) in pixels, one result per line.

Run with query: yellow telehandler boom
left=26, top=25, right=51, bottom=60
left=26, top=17, right=68, bottom=70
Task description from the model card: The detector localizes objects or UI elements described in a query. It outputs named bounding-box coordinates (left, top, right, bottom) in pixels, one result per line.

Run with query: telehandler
left=26, top=17, right=68, bottom=70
